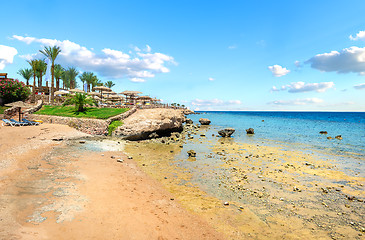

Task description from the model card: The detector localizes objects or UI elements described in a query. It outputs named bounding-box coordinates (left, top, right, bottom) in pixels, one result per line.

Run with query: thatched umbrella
left=54, top=91, right=68, bottom=95
left=120, top=90, right=142, bottom=104
left=88, top=92, right=101, bottom=99
left=5, top=101, right=34, bottom=121
left=69, top=88, right=85, bottom=93
left=93, top=86, right=112, bottom=101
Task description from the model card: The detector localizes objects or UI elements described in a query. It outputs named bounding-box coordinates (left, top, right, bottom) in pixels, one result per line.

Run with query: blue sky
left=1, top=0, right=365, bottom=111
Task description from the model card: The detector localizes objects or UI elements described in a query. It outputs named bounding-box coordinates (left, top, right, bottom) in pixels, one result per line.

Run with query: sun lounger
left=2, top=119, right=23, bottom=127
left=22, top=118, right=40, bottom=126
left=10, top=119, right=29, bottom=126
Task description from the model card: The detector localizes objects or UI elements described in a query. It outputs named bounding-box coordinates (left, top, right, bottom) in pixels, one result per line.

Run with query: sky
left=1, top=0, right=365, bottom=111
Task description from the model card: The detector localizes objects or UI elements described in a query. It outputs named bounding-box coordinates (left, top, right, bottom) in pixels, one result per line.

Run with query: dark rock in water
left=79, top=140, right=86, bottom=144
left=185, top=118, right=193, bottom=124
left=262, top=120, right=264, bottom=122
left=218, top=128, right=235, bottom=137
left=148, top=132, right=159, bottom=139
left=335, top=135, right=343, bottom=140
left=327, top=137, right=333, bottom=140
left=199, top=118, right=211, bottom=125
left=187, top=150, right=196, bottom=157
left=320, top=131, right=328, bottom=134
left=52, top=137, right=64, bottom=141
left=246, top=128, right=255, bottom=134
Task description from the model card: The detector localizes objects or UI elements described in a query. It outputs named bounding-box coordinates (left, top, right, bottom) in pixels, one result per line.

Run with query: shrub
left=108, top=120, right=123, bottom=136
left=0, top=78, right=31, bottom=105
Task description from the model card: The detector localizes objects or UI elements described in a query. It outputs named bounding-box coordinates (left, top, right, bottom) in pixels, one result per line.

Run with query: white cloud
left=294, top=60, right=302, bottom=68
left=208, top=77, right=214, bottom=81
left=268, top=65, right=290, bottom=77
left=130, top=78, right=146, bottom=83
left=145, top=45, right=152, bottom=52
left=268, top=98, right=323, bottom=105
left=306, top=46, right=365, bottom=75
left=0, top=45, right=18, bottom=70
left=271, top=81, right=334, bottom=93
left=349, top=31, right=365, bottom=41
left=228, top=45, right=237, bottom=50
left=354, top=83, right=365, bottom=89
left=13, top=35, right=175, bottom=82
left=191, top=98, right=242, bottom=106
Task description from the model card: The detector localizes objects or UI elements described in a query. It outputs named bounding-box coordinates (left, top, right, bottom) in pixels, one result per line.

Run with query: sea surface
left=189, top=111, right=365, bottom=161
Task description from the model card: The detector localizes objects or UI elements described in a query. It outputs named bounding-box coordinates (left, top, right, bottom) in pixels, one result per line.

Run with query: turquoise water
left=189, top=111, right=365, bottom=159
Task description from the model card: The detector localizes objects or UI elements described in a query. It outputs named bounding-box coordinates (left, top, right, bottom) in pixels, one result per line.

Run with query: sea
left=189, top=111, right=365, bottom=159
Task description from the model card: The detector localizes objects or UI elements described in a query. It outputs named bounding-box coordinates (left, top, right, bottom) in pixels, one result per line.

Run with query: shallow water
left=125, top=116, right=365, bottom=239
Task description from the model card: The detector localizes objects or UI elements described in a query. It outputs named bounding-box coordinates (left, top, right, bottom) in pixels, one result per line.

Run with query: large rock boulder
left=218, top=128, right=235, bottom=137
left=199, top=118, right=211, bottom=125
left=113, top=109, right=185, bottom=140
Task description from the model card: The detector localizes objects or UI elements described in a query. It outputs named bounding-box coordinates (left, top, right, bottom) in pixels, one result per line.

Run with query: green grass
left=34, top=105, right=129, bottom=119
left=108, top=120, right=124, bottom=136
left=0, top=106, right=9, bottom=114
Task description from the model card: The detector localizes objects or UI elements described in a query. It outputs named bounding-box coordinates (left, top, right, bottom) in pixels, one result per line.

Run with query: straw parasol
left=93, top=86, right=112, bottom=101
left=69, top=88, right=85, bottom=93
left=120, top=90, right=142, bottom=104
left=54, top=90, right=68, bottom=95
left=88, top=92, right=101, bottom=99
left=5, top=101, right=34, bottom=121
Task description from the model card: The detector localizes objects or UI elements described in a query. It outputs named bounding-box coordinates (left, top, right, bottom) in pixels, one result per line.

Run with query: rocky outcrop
left=183, top=109, right=195, bottom=115
left=218, top=128, right=235, bottom=137
left=106, top=107, right=136, bottom=124
left=199, top=118, right=211, bottom=125
left=246, top=128, right=255, bottom=134
left=113, top=108, right=185, bottom=140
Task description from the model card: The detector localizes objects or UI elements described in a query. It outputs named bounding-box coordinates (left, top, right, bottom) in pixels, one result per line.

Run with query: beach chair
left=2, top=119, right=22, bottom=127
left=22, top=118, right=40, bottom=126
left=2, top=119, right=14, bottom=127
left=10, top=119, right=29, bottom=126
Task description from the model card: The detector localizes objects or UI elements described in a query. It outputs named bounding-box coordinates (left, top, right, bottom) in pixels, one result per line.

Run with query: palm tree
left=91, top=75, right=102, bottom=91
left=104, top=80, right=115, bottom=89
left=17, top=68, right=33, bottom=86
left=61, top=71, right=70, bottom=89
left=27, top=59, right=39, bottom=103
left=66, top=67, right=79, bottom=89
left=54, top=64, right=64, bottom=91
left=35, top=59, right=46, bottom=89
left=40, top=46, right=61, bottom=104
left=63, top=93, right=97, bottom=112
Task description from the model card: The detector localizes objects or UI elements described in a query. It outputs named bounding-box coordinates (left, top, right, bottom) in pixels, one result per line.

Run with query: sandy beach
left=0, top=123, right=224, bottom=240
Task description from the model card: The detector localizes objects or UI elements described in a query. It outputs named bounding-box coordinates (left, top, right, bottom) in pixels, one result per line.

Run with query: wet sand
left=124, top=124, right=365, bottom=239
left=0, top=124, right=224, bottom=240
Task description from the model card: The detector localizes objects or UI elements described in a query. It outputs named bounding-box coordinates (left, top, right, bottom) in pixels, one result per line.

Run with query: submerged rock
left=319, top=131, right=328, bottom=134
left=148, top=132, right=159, bottom=139
left=199, top=118, right=211, bottom=125
left=218, top=128, right=235, bottom=137
left=246, top=128, right=255, bottom=134
left=185, top=118, right=193, bottom=124
left=335, top=135, right=343, bottom=140
left=187, top=150, right=196, bottom=157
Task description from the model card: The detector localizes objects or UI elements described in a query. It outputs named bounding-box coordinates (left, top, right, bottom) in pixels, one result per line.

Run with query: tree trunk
left=51, top=65, right=55, bottom=105
left=56, top=78, right=60, bottom=91
left=32, top=75, right=36, bottom=103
